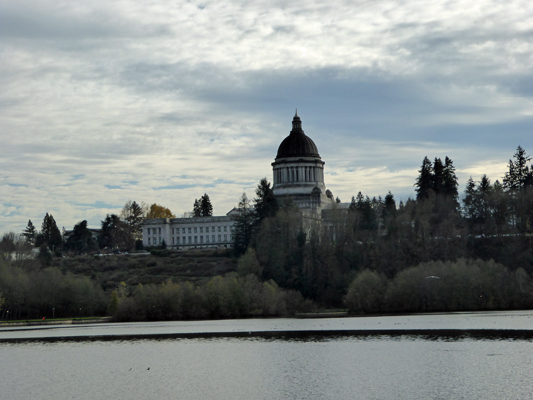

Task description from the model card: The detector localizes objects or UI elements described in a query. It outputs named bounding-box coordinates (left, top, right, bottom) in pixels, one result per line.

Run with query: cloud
left=0, top=0, right=532, bottom=233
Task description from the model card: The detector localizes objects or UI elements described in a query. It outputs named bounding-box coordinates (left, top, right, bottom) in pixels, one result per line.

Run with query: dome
left=276, top=111, right=320, bottom=159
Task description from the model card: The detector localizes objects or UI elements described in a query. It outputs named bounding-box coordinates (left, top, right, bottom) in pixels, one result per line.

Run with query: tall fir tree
left=22, top=220, right=37, bottom=245
left=254, top=178, right=278, bottom=224
left=503, top=146, right=533, bottom=192
left=193, top=199, right=202, bottom=217
left=415, top=156, right=433, bottom=201
left=200, top=193, right=213, bottom=217
left=39, top=213, right=62, bottom=251
left=233, top=193, right=254, bottom=255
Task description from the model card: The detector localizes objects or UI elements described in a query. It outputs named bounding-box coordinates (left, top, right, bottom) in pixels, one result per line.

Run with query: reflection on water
left=2, top=312, right=533, bottom=400
left=2, top=335, right=533, bottom=400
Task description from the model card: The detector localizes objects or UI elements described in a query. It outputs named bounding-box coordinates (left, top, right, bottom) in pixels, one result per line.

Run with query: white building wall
left=142, top=215, right=235, bottom=249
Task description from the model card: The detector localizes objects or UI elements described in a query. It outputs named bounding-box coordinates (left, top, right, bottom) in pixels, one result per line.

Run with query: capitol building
left=142, top=111, right=335, bottom=249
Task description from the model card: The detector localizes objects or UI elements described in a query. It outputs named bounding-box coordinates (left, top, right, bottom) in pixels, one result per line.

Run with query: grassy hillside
left=53, top=249, right=237, bottom=291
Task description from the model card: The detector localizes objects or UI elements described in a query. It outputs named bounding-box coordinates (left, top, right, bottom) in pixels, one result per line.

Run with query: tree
left=415, top=156, right=433, bottom=201
left=382, top=191, right=398, bottom=238
left=254, top=178, right=278, bottom=224
left=432, top=157, right=444, bottom=195
left=200, top=194, right=213, bottom=217
left=22, top=220, right=37, bottom=245
left=38, top=213, right=62, bottom=252
left=233, top=193, right=254, bottom=255
left=120, top=201, right=146, bottom=245
left=503, top=147, right=533, bottom=233
left=442, top=157, right=459, bottom=200
left=193, top=199, right=202, bottom=217
left=65, top=220, right=98, bottom=254
left=503, top=146, right=532, bottom=192
left=98, top=214, right=133, bottom=250
left=146, top=204, right=175, bottom=219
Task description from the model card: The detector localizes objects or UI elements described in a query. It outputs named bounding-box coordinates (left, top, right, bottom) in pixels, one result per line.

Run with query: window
left=200, top=227, right=203, bottom=233
left=182, top=228, right=186, bottom=234
left=172, top=237, right=175, bottom=244
left=200, top=236, right=203, bottom=243
left=206, top=227, right=209, bottom=233
left=206, top=236, right=210, bottom=243
left=224, top=234, right=227, bottom=241
left=212, top=235, right=215, bottom=242
left=194, top=227, right=197, bottom=233
left=188, top=237, right=192, bottom=244
left=148, top=238, right=151, bottom=245
left=188, top=227, right=191, bottom=234
left=194, top=236, right=198, bottom=243
left=172, top=228, right=175, bottom=234
left=224, top=226, right=227, bottom=232
left=159, top=228, right=161, bottom=234
left=218, top=234, right=221, bottom=241
left=218, top=226, right=221, bottom=232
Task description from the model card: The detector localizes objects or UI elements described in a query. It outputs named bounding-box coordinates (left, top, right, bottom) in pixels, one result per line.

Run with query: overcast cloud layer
left=1, top=0, right=532, bottom=234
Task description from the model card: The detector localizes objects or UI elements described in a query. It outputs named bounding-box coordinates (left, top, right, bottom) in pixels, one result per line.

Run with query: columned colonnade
left=273, top=164, right=324, bottom=185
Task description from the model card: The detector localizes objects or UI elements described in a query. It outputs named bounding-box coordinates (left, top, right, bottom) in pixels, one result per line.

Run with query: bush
left=111, top=273, right=315, bottom=322
left=344, top=270, right=388, bottom=313
left=345, top=259, right=533, bottom=314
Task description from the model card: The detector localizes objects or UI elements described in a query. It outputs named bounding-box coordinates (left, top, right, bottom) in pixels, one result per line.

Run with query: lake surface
left=2, top=311, right=533, bottom=399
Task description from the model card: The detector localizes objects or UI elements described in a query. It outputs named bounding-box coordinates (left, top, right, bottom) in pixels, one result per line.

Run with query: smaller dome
left=276, top=112, right=320, bottom=159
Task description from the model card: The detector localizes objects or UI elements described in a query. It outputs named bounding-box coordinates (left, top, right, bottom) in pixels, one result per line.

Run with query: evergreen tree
left=348, top=196, right=357, bottom=212
left=65, top=220, right=98, bottom=254
left=38, top=213, right=62, bottom=252
left=253, top=178, right=278, bottom=224
left=415, top=156, right=433, bottom=201
left=503, top=147, right=533, bottom=233
left=503, top=146, right=533, bottom=192
left=99, top=214, right=123, bottom=249
left=442, top=156, right=459, bottom=200
left=233, top=193, right=254, bottom=255
left=193, top=199, right=202, bottom=217
left=200, top=194, right=213, bottom=217
left=382, top=191, right=398, bottom=239
left=22, top=220, right=37, bottom=245
left=432, top=157, right=444, bottom=194
left=120, top=201, right=146, bottom=245
left=463, top=177, right=477, bottom=225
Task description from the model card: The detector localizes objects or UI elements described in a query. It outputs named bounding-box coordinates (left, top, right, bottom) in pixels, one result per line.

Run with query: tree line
left=232, top=146, right=533, bottom=307
left=3, top=145, right=533, bottom=318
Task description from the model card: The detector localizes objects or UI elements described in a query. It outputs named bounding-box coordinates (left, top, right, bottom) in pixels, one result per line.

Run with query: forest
left=2, top=146, right=533, bottom=320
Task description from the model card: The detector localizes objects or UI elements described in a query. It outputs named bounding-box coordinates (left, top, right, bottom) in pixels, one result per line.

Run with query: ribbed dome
left=276, top=112, right=320, bottom=159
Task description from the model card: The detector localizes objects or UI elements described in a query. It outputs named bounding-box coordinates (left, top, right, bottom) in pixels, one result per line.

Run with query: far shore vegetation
left=2, top=146, right=533, bottom=322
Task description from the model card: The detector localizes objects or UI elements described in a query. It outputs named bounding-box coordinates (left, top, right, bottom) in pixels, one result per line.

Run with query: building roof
left=276, top=111, right=321, bottom=159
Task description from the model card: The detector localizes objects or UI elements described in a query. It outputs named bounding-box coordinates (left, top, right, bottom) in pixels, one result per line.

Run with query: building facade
left=142, top=210, right=237, bottom=249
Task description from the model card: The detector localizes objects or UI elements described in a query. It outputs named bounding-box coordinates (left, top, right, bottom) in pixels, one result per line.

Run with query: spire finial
left=292, top=109, right=302, bottom=131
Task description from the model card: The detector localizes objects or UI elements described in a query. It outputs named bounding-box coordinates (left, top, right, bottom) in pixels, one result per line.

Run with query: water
left=2, top=311, right=533, bottom=399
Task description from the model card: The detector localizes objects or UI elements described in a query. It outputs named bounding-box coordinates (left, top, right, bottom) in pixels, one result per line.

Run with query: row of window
left=147, top=226, right=230, bottom=235
left=172, top=234, right=230, bottom=244
left=172, top=226, right=229, bottom=234
left=147, top=235, right=231, bottom=246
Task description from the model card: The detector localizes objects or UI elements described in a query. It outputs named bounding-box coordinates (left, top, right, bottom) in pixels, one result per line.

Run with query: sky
left=1, top=0, right=532, bottom=234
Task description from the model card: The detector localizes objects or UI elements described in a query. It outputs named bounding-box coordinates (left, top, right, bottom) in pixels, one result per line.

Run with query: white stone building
left=142, top=209, right=237, bottom=249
